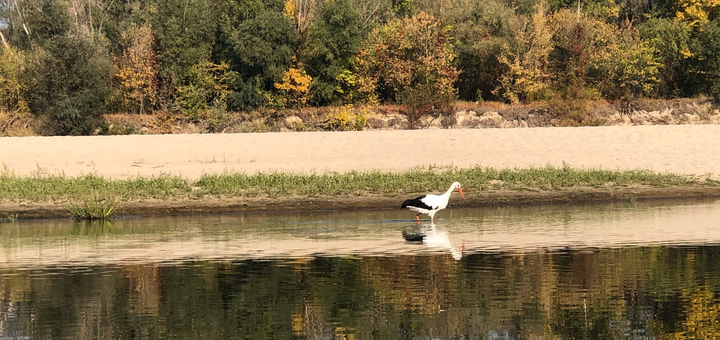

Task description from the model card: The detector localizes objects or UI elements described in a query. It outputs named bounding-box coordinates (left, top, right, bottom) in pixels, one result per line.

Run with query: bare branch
left=0, top=30, right=8, bottom=48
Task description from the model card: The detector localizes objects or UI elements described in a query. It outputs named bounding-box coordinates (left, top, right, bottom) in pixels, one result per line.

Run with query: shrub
left=323, top=105, right=367, bottom=131
left=24, top=34, right=112, bottom=135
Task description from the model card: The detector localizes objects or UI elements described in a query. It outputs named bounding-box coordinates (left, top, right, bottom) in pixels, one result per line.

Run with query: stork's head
left=452, top=181, right=465, bottom=199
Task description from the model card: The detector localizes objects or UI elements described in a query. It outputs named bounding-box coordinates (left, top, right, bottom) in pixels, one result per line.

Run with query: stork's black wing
left=401, top=195, right=432, bottom=210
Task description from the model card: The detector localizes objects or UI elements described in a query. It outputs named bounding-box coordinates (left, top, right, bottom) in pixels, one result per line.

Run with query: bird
left=401, top=182, right=465, bottom=224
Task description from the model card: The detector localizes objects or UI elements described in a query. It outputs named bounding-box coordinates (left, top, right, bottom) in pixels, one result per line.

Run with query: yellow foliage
left=115, top=23, right=157, bottom=114
left=495, top=5, right=552, bottom=103
left=284, top=0, right=297, bottom=21
left=0, top=47, right=29, bottom=114
left=274, top=67, right=312, bottom=108
left=355, top=12, right=458, bottom=106
left=659, top=286, right=720, bottom=340
left=675, top=0, right=720, bottom=26
left=323, top=105, right=367, bottom=131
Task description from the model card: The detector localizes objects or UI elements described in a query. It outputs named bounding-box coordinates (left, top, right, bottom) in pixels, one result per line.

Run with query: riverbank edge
left=3, top=185, right=719, bottom=220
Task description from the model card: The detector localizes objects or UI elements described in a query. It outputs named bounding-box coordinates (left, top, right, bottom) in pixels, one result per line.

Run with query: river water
left=2, top=199, right=720, bottom=339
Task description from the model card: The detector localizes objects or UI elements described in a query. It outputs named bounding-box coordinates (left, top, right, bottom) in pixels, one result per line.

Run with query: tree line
left=1, top=0, right=719, bottom=135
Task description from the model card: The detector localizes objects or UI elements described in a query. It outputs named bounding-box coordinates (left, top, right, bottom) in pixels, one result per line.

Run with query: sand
left=1, top=124, right=719, bottom=179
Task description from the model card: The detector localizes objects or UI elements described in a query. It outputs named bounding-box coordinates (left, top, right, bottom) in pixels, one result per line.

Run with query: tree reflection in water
left=1, top=246, right=720, bottom=339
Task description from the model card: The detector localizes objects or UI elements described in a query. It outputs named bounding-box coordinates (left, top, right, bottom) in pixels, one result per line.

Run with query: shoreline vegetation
left=2, top=97, right=720, bottom=137
left=3, top=0, right=720, bottom=138
left=2, top=165, right=719, bottom=220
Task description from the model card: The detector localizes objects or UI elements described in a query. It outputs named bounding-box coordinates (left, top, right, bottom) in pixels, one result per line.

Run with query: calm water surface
left=2, top=199, right=720, bottom=339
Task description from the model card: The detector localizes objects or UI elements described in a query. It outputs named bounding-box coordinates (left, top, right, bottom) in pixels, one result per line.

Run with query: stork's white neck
left=444, top=184, right=457, bottom=198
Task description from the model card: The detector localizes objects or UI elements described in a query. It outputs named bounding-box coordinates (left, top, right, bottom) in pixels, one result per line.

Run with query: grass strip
left=0, top=165, right=712, bottom=203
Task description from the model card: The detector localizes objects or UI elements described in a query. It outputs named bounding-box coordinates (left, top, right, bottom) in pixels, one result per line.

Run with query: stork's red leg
left=415, top=214, right=420, bottom=224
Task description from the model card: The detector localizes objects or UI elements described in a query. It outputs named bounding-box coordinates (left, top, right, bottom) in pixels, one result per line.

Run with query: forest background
left=0, top=0, right=719, bottom=135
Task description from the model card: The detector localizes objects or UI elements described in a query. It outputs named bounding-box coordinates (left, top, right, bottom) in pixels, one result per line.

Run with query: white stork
left=401, top=182, right=465, bottom=224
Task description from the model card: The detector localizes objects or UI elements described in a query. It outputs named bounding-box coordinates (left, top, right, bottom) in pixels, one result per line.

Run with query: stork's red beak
left=458, top=187, right=465, bottom=199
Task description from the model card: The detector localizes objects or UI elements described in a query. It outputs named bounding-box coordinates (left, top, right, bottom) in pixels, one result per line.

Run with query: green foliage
left=613, top=36, right=662, bottom=98
left=0, top=165, right=700, bottom=203
left=303, top=0, right=363, bottom=105
left=0, top=173, right=193, bottom=202
left=445, top=0, right=512, bottom=101
left=0, top=0, right=718, bottom=133
left=23, top=33, right=112, bottom=135
left=214, top=0, right=299, bottom=111
left=638, top=18, right=692, bottom=97
left=695, top=18, right=720, bottom=100
left=5, top=212, right=18, bottom=223
left=175, top=61, right=236, bottom=120
left=102, top=0, right=156, bottom=56
left=4, top=0, right=73, bottom=49
left=153, top=0, right=215, bottom=82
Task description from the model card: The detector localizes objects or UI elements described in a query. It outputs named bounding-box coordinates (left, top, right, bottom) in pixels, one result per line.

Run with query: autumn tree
left=674, top=0, right=720, bottom=27
left=0, top=46, right=28, bottom=113
left=274, top=63, right=312, bottom=107
left=114, top=23, right=157, bottom=114
left=283, top=0, right=324, bottom=36
left=494, top=5, right=553, bottom=103
left=356, top=12, right=458, bottom=127
left=548, top=10, right=618, bottom=99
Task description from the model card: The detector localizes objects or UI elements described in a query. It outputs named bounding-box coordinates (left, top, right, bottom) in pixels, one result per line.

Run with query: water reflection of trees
left=1, top=246, right=720, bottom=339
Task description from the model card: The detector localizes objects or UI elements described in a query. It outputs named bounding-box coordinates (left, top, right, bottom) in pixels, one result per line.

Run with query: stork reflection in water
left=402, top=223, right=464, bottom=260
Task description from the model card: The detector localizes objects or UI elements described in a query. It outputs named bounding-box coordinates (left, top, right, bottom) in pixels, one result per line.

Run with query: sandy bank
left=2, top=125, right=720, bottom=179
left=2, top=125, right=720, bottom=218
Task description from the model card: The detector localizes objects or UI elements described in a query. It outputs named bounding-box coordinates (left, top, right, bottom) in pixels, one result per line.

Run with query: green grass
left=0, top=165, right=712, bottom=204
left=5, top=212, right=18, bottom=223
left=67, top=199, right=117, bottom=220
